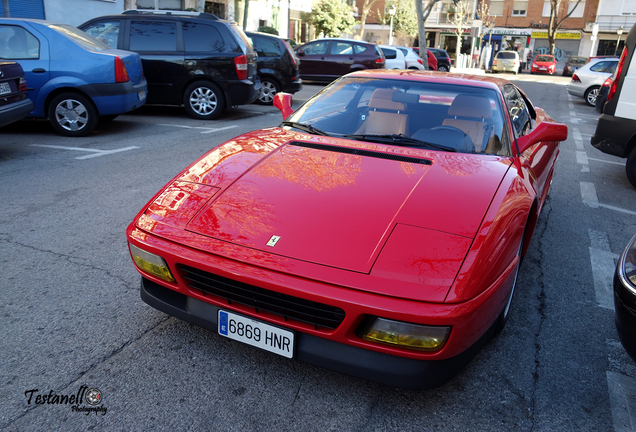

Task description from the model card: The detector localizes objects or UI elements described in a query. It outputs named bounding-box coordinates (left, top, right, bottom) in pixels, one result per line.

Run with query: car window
left=303, top=41, right=327, bottom=55
left=590, top=61, right=618, bottom=73
left=330, top=42, right=353, bottom=55
left=502, top=84, right=531, bottom=139
left=497, top=52, right=517, bottom=59
left=130, top=21, right=177, bottom=51
left=251, top=35, right=281, bottom=57
left=382, top=48, right=397, bottom=59
left=397, top=47, right=408, bottom=56
left=183, top=22, right=225, bottom=53
left=535, top=55, right=553, bottom=62
left=0, top=25, right=39, bottom=59
left=81, top=20, right=120, bottom=49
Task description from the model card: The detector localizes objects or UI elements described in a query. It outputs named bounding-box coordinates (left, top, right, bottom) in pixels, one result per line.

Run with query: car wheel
left=496, top=234, right=525, bottom=332
left=47, top=92, right=98, bottom=137
left=184, top=81, right=225, bottom=120
left=584, top=86, right=600, bottom=107
left=437, top=65, right=449, bottom=72
left=627, top=147, right=636, bottom=188
left=255, top=78, right=280, bottom=105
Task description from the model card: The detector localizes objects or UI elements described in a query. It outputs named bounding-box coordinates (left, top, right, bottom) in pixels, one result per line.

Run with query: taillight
left=417, top=58, right=423, bottom=65
left=115, top=56, right=129, bottom=83
left=283, top=41, right=297, bottom=66
left=234, top=55, right=248, bottom=80
left=571, top=74, right=581, bottom=82
left=607, top=47, right=628, bottom=102
left=19, top=76, right=27, bottom=92
left=602, top=77, right=613, bottom=87
left=375, top=57, right=384, bottom=64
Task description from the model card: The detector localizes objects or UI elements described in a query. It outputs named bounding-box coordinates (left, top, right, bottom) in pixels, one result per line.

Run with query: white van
left=492, top=51, right=520, bottom=74
left=591, top=23, right=636, bottom=187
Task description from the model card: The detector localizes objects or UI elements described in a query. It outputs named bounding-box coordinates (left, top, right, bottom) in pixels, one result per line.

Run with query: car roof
left=345, top=69, right=506, bottom=91
left=81, top=10, right=231, bottom=24
left=305, top=38, right=375, bottom=45
left=245, top=31, right=284, bottom=40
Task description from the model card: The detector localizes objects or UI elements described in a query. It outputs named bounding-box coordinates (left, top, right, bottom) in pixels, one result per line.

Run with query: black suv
left=80, top=10, right=260, bottom=120
left=245, top=31, right=302, bottom=104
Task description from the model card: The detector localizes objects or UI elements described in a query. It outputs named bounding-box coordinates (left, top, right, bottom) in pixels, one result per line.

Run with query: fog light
left=362, top=317, right=450, bottom=352
left=129, top=243, right=175, bottom=283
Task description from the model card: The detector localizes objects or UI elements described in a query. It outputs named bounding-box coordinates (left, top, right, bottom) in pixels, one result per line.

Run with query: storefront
left=530, top=31, right=582, bottom=70
left=479, top=28, right=531, bottom=69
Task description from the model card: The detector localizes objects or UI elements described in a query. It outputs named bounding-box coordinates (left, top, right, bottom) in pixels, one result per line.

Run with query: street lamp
left=615, top=26, right=624, bottom=56
left=388, top=5, right=396, bottom=45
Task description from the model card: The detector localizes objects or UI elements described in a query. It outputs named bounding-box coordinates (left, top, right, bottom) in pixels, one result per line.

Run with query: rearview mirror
left=516, top=121, right=568, bottom=155
left=273, top=93, right=294, bottom=120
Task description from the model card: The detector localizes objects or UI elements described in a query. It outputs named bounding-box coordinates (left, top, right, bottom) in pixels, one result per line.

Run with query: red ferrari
left=127, top=70, right=567, bottom=389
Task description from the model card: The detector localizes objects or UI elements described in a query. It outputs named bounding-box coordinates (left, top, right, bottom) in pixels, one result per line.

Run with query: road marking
left=581, top=182, right=636, bottom=216
left=30, top=144, right=139, bottom=159
left=157, top=124, right=238, bottom=134
left=588, top=157, right=625, bottom=166
left=607, top=371, right=636, bottom=431
left=576, top=151, right=590, bottom=172
left=572, top=127, right=585, bottom=150
left=588, top=229, right=618, bottom=309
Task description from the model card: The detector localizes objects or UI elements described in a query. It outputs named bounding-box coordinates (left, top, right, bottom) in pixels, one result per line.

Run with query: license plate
left=0, top=82, right=11, bottom=96
left=218, top=310, right=294, bottom=358
left=137, top=90, right=146, bottom=101
left=539, top=67, right=546, bottom=70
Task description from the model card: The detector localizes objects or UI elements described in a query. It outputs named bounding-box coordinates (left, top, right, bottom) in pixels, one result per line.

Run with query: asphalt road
left=1, top=73, right=635, bottom=431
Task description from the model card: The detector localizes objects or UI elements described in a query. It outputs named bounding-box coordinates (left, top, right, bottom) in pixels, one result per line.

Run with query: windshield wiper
left=281, top=121, right=331, bottom=137
left=342, top=133, right=457, bottom=152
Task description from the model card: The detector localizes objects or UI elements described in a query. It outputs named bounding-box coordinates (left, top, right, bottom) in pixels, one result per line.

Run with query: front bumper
left=141, top=276, right=495, bottom=389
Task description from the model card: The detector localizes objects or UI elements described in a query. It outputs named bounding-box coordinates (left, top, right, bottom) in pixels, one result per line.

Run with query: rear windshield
left=48, top=24, right=109, bottom=51
left=229, top=23, right=253, bottom=54
left=569, top=56, right=587, bottom=65
left=536, top=55, right=554, bottom=62
left=496, top=51, right=517, bottom=59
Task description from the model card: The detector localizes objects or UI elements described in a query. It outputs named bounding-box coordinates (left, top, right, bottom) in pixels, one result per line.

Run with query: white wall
left=44, top=0, right=124, bottom=27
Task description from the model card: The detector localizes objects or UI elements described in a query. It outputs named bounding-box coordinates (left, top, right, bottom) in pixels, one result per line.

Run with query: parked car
left=394, top=46, right=425, bottom=70
left=294, top=38, right=384, bottom=82
left=245, top=31, right=302, bottom=105
left=595, top=76, right=613, bottom=113
left=591, top=23, right=636, bottom=187
left=0, top=18, right=146, bottom=136
left=379, top=45, right=406, bottom=69
left=562, top=55, right=587, bottom=76
left=614, top=233, right=636, bottom=361
left=127, top=69, right=567, bottom=389
left=567, top=57, right=619, bottom=106
left=0, top=61, right=33, bottom=129
left=531, top=54, right=557, bottom=75
left=492, top=50, right=520, bottom=74
left=412, top=47, right=438, bottom=70
left=80, top=10, right=260, bottom=120
left=429, top=48, right=451, bottom=72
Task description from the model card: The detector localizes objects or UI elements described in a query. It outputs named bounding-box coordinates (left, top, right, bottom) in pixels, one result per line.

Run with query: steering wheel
left=431, top=125, right=468, bottom=135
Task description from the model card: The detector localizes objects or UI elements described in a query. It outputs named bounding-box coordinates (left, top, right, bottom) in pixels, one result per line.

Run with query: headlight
left=362, top=317, right=450, bottom=352
left=533, top=63, right=538, bottom=68
left=129, top=243, right=175, bottom=283
left=618, top=234, right=636, bottom=294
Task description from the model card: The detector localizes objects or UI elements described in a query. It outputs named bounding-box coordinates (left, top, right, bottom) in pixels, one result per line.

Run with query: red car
left=127, top=70, right=567, bottom=389
left=413, top=47, right=439, bottom=70
left=531, top=54, right=557, bottom=75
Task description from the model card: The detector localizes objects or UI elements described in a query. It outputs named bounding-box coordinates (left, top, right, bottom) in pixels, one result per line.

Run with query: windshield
left=285, top=77, right=508, bottom=156
left=569, top=56, right=587, bottom=65
left=536, top=55, right=554, bottom=62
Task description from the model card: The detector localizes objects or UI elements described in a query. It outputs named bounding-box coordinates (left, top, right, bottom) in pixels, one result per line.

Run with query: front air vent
left=290, top=142, right=432, bottom=165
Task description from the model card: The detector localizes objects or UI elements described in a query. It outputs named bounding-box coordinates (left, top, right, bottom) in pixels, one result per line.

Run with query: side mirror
left=296, top=49, right=305, bottom=56
left=516, top=121, right=568, bottom=155
left=273, top=92, right=294, bottom=120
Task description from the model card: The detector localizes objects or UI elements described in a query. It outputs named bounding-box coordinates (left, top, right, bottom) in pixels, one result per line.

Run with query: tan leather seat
left=442, top=94, right=494, bottom=152
left=355, top=89, right=409, bottom=135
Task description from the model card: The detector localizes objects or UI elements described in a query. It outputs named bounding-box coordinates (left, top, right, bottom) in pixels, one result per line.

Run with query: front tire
left=48, top=92, right=98, bottom=137
left=627, top=147, right=636, bottom=188
left=255, top=78, right=280, bottom=105
left=437, top=65, right=449, bottom=72
left=496, top=233, right=525, bottom=332
left=584, top=86, right=600, bottom=107
left=183, top=81, right=224, bottom=120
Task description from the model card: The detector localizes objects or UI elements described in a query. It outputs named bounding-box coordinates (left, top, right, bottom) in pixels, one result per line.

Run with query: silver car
left=567, top=58, right=618, bottom=106
left=394, top=46, right=426, bottom=70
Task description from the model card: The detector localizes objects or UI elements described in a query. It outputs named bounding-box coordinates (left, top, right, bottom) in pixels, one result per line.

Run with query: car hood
left=183, top=136, right=512, bottom=274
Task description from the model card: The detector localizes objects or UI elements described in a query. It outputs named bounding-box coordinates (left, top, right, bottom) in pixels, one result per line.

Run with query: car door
left=325, top=41, right=356, bottom=78
left=589, top=60, right=618, bottom=85
left=297, top=40, right=328, bottom=79
left=0, top=22, right=49, bottom=116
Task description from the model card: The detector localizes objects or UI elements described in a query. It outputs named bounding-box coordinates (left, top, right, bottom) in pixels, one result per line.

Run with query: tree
left=309, top=0, right=355, bottom=38
left=415, top=0, right=458, bottom=68
left=547, top=0, right=583, bottom=55
left=358, top=0, right=382, bottom=40
left=449, top=0, right=473, bottom=63
left=377, top=1, right=417, bottom=42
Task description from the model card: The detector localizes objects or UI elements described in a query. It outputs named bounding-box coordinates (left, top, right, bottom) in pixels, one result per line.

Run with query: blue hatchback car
left=0, top=19, right=147, bottom=136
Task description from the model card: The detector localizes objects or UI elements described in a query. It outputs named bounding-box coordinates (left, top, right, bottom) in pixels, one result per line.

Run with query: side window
left=129, top=21, right=177, bottom=52
left=354, top=44, right=368, bottom=54
left=0, top=25, right=39, bottom=60
left=251, top=36, right=281, bottom=57
left=183, top=22, right=225, bottom=53
left=590, top=61, right=617, bottom=73
left=502, top=84, right=531, bottom=138
left=330, top=42, right=353, bottom=55
left=303, top=41, right=327, bottom=55
left=382, top=48, right=397, bottom=59
left=82, top=21, right=120, bottom=49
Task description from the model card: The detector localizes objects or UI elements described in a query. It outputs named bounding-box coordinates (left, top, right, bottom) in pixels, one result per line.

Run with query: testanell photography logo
left=24, top=385, right=108, bottom=416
